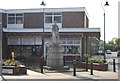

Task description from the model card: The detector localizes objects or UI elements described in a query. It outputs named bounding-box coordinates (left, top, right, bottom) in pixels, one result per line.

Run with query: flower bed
left=75, top=57, right=108, bottom=71
left=2, top=59, right=27, bottom=75
left=2, top=65, right=27, bottom=75
left=2, top=59, right=21, bottom=66
left=76, top=62, right=108, bottom=71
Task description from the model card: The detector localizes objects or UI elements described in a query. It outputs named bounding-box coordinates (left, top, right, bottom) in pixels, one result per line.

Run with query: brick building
left=0, top=7, right=100, bottom=60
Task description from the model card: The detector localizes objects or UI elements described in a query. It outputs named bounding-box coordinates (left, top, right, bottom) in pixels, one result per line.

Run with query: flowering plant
left=2, top=59, right=21, bottom=66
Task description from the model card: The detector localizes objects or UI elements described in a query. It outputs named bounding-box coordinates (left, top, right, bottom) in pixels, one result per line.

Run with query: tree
left=102, top=38, right=119, bottom=52
left=115, top=38, right=120, bottom=51
left=107, top=38, right=118, bottom=51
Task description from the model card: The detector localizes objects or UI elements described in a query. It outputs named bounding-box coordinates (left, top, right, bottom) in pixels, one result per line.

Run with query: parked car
left=106, top=50, right=111, bottom=54
left=95, top=50, right=104, bottom=55
left=117, top=51, right=120, bottom=57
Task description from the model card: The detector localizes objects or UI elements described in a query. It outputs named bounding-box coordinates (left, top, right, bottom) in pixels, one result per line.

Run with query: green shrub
left=88, top=57, right=106, bottom=63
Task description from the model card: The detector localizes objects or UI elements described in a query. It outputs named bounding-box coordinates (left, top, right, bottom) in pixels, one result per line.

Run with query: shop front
left=4, top=32, right=83, bottom=61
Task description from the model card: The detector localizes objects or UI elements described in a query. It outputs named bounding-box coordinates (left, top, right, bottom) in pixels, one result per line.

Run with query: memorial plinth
left=2, top=65, right=27, bottom=75
left=47, top=44, right=64, bottom=69
left=46, top=22, right=64, bottom=70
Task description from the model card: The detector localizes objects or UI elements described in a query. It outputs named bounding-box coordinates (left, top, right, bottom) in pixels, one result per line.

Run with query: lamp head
left=40, top=1, right=46, bottom=6
left=104, top=1, right=109, bottom=6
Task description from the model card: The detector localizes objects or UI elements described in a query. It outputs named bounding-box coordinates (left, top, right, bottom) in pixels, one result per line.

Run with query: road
left=94, top=52, right=119, bottom=71
left=106, top=52, right=119, bottom=72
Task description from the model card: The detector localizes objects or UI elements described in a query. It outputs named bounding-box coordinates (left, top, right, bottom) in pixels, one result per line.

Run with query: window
left=60, top=38, right=81, bottom=55
left=45, top=12, right=61, bottom=23
left=67, top=40, right=73, bottom=44
left=8, top=17, right=15, bottom=24
left=8, top=37, right=20, bottom=45
left=63, top=46, right=80, bottom=54
left=54, top=13, right=61, bottom=15
left=8, top=13, right=23, bottom=24
left=45, top=13, right=52, bottom=15
left=45, top=16, right=52, bottom=23
left=16, top=17, right=23, bottom=24
left=54, top=16, right=61, bottom=23
left=8, top=14, right=15, bottom=16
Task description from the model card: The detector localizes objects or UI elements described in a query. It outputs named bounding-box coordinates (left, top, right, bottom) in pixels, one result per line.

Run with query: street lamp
left=40, top=0, right=46, bottom=73
left=0, top=21, right=2, bottom=76
left=40, top=0, right=46, bottom=56
left=101, top=1, right=109, bottom=62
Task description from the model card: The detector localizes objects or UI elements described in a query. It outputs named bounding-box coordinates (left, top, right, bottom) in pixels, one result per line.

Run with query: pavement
left=1, top=69, right=118, bottom=80
left=0, top=52, right=119, bottom=80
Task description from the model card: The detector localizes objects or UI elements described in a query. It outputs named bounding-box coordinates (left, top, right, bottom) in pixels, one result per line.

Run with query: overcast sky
left=0, top=0, right=119, bottom=42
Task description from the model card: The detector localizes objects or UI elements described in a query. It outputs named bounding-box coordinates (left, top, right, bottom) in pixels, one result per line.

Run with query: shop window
left=74, top=46, right=80, bottom=54
left=74, top=40, right=80, bottom=44
left=67, top=40, right=73, bottom=44
left=8, top=37, right=20, bottom=45
left=63, top=45, right=80, bottom=55
left=8, top=45, right=42, bottom=59
left=66, top=46, right=74, bottom=54
left=62, top=38, right=81, bottom=55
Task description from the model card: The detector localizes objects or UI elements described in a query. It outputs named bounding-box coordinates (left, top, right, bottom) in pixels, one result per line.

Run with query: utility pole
left=0, top=12, right=2, bottom=76
left=40, top=0, right=46, bottom=73
left=101, top=1, right=109, bottom=62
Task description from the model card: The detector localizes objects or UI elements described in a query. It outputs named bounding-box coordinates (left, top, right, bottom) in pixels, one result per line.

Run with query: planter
left=75, top=62, right=108, bottom=71
left=90, top=63, right=108, bottom=71
left=2, top=65, right=27, bottom=75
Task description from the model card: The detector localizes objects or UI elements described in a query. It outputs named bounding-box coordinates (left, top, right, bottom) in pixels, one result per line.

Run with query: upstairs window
left=45, top=16, right=52, bottom=23
left=45, top=12, right=62, bottom=23
left=8, top=17, right=15, bottom=24
left=8, top=13, right=23, bottom=24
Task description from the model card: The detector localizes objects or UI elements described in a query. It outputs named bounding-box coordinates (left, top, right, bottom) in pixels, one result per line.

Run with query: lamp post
left=0, top=13, right=2, bottom=76
left=101, top=1, right=109, bottom=62
left=40, top=0, right=46, bottom=73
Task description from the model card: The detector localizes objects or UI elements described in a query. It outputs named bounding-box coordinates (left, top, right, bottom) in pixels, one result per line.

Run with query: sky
left=0, top=0, right=119, bottom=42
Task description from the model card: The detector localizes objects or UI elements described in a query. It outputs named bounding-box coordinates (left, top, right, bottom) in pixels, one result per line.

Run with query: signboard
left=2, top=69, right=13, bottom=74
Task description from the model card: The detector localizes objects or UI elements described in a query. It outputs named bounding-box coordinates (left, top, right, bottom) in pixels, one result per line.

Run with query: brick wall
left=24, top=13, right=43, bottom=28
left=2, top=13, right=7, bottom=28
left=62, top=12, right=85, bottom=28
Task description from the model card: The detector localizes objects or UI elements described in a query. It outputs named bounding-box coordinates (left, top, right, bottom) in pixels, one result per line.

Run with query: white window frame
left=45, top=12, right=62, bottom=23
left=60, top=38, right=82, bottom=56
left=7, top=13, right=24, bottom=28
left=44, top=12, right=62, bottom=28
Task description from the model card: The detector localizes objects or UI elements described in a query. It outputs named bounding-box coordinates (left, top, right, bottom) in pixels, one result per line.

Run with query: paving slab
left=2, top=69, right=118, bottom=80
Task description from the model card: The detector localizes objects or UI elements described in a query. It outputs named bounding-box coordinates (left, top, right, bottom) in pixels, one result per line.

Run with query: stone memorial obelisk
left=47, top=22, right=64, bottom=69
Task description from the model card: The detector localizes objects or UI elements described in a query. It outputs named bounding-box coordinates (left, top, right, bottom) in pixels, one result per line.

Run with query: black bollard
left=63, top=57, right=65, bottom=66
left=73, top=60, right=76, bottom=76
left=113, top=59, right=116, bottom=72
left=41, top=57, right=44, bottom=73
left=86, top=57, right=88, bottom=71
left=90, top=61, right=93, bottom=75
